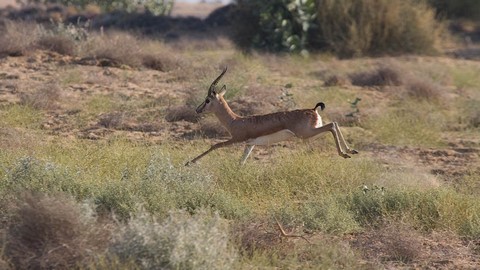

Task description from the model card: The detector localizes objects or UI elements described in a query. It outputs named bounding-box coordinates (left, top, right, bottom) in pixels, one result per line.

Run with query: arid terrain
left=1, top=2, right=480, bottom=269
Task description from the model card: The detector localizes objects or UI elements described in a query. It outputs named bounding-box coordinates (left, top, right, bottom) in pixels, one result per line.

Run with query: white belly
left=246, top=129, right=296, bottom=146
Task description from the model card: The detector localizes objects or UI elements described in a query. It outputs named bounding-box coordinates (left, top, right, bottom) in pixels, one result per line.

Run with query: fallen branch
left=274, top=217, right=311, bottom=244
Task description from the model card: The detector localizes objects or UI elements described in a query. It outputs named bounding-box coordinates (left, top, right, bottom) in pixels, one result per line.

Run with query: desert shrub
left=385, top=230, right=422, bottom=263
left=457, top=99, right=480, bottom=129
left=164, top=105, right=199, bottom=123
left=141, top=53, right=176, bottom=72
left=79, top=32, right=144, bottom=67
left=19, top=83, right=61, bottom=110
left=429, top=0, right=480, bottom=19
left=138, top=154, right=249, bottom=219
left=274, top=197, right=359, bottom=234
left=198, top=119, right=229, bottom=138
left=405, top=78, right=443, bottom=102
left=355, top=222, right=423, bottom=264
left=2, top=193, right=110, bottom=269
left=110, top=208, right=237, bottom=270
left=314, top=0, right=441, bottom=57
left=36, top=35, right=76, bottom=55
left=350, top=66, right=404, bottom=87
left=97, top=112, right=126, bottom=128
left=17, top=0, right=174, bottom=15
left=0, top=20, right=40, bottom=57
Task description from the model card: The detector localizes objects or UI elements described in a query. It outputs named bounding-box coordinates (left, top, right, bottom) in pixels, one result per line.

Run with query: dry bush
left=0, top=20, right=40, bottom=57
left=232, top=218, right=284, bottom=257
left=78, top=31, right=180, bottom=71
left=199, top=119, right=229, bottom=138
left=315, top=0, right=442, bottom=57
left=36, top=35, right=76, bottom=55
left=324, top=74, right=349, bottom=87
left=141, top=53, right=171, bottom=72
left=229, top=97, right=278, bottom=116
left=79, top=32, right=144, bottom=68
left=350, top=65, right=404, bottom=87
left=405, top=78, right=443, bottom=102
left=19, top=83, right=61, bottom=110
left=380, top=223, right=423, bottom=263
left=165, top=105, right=199, bottom=123
left=353, top=223, right=423, bottom=264
left=3, top=193, right=111, bottom=270
left=98, top=112, right=126, bottom=129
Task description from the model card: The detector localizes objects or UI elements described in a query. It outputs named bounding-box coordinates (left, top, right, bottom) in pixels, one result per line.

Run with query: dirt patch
left=349, top=227, right=480, bottom=269
left=363, top=141, right=480, bottom=181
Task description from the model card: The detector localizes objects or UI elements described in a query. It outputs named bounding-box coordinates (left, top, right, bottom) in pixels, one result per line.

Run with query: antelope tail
left=314, top=102, right=325, bottom=111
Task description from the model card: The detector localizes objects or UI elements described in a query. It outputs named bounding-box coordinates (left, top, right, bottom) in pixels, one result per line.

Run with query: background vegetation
left=233, top=0, right=444, bottom=57
left=0, top=0, right=479, bottom=269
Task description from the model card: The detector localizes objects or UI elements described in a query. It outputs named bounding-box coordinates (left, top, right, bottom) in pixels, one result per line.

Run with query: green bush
left=347, top=188, right=480, bottom=237
left=232, top=0, right=443, bottom=57
left=232, top=0, right=316, bottom=53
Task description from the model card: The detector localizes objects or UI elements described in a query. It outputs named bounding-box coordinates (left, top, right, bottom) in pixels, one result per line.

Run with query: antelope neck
left=214, top=97, right=239, bottom=127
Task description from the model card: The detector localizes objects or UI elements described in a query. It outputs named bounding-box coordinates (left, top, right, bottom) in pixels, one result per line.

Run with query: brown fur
left=186, top=70, right=357, bottom=165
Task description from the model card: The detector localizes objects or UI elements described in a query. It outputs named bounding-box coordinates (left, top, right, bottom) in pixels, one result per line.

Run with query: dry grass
left=19, top=83, right=61, bottom=110
left=199, top=119, right=229, bottom=138
left=324, top=74, right=350, bottom=87
left=315, top=0, right=443, bottom=57
left=2, top=193, right=111, bottom=269
left=405, top=78, right=443, bottom=102
left=79, top=32, right=144, bottom=68
left=352, top=222, right=423, bottom=265
left=232, top=218, right=284, bottom=257
left=350, top=65, right=404, bottom=87
left=0, top=20, right=39, bottom=57
left=36, top=35, right=76, bottom=55
left=97, top=112, right=126, bottom=129
left=165, top=105, right=199, bottom=123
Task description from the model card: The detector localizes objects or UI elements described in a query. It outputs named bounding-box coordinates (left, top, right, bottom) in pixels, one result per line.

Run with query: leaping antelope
left=185, top=67, right=358, bottom=166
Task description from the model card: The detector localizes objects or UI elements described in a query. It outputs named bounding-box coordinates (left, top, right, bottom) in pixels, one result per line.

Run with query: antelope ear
left=219, top=85, right=227, bottom=96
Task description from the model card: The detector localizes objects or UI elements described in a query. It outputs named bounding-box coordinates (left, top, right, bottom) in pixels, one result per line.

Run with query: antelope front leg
left=185, top=140, right=236, bottom=166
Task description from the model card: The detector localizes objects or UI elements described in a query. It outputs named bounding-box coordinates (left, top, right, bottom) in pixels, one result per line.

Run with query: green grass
left=1, top=22, right=480, bottom=268
left=0, top=105, right=43, bottom=129
left=364, top=100, right=446, bottom=147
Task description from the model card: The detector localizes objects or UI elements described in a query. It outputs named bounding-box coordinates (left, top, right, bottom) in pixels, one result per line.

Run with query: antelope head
left=196, top=67, right=228, bottom=114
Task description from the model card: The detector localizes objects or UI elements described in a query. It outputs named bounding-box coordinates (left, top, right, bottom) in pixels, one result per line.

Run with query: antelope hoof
left=349, top=149, right=359, bottom=154
left=341, top=153, right=351, bottom=159
left=185, top=161, right=193, bottom=166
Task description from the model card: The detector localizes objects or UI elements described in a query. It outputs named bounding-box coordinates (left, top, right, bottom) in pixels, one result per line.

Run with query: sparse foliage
left=110, top=209, right=237, bottom=270
left=16, top=0, right=174, bottom=16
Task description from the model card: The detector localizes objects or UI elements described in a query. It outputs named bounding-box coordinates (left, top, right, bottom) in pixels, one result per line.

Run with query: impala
left=185, top=67, right=358, bottom=166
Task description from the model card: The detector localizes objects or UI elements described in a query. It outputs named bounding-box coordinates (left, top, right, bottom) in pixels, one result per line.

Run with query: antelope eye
left=205, top=99, right=210, bottom=104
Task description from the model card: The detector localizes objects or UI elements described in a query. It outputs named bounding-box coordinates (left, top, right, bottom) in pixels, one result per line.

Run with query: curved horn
left=208, top=67, right=227, bottom=96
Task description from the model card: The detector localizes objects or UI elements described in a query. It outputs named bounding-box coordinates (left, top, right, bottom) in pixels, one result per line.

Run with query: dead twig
left=274, top=217, right=311, bottom=244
